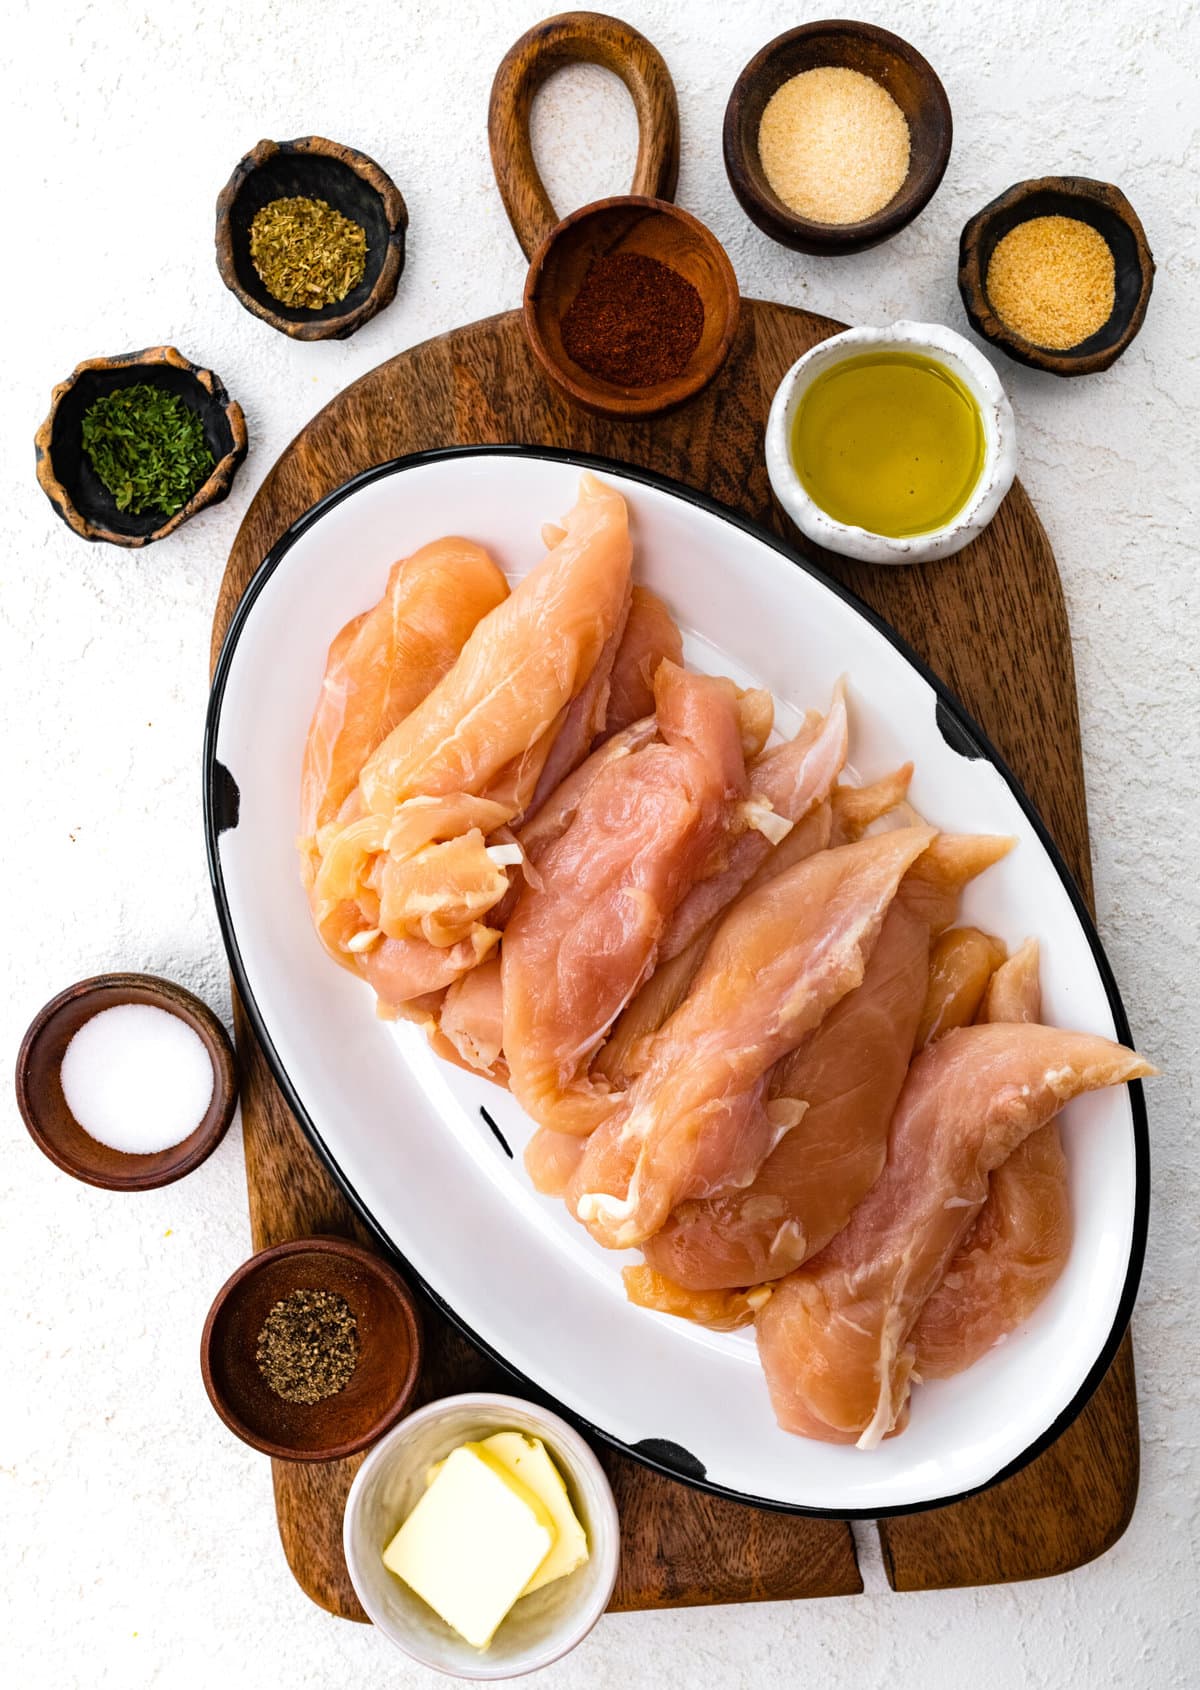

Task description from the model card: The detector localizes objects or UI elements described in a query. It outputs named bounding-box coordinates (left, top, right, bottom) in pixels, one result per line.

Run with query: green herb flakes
left=81, top=385, right=215, bottom=519
left=250, top=195, right=368, bottom=311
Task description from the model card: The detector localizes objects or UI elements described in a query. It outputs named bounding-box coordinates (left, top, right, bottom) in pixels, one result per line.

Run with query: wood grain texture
left=488, top=11, right=680, bottom=260
left=210, top=298, right=1137, bottom=1617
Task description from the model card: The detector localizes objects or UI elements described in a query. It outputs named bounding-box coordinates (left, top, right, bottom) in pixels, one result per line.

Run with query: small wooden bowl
left=489, top=13, right=735, bottom=417
left=958, top=176, right=1155, bottom=377
left=15, top=973, right=238, bottom=1190
left=523, top=197, right=740, bottom=417
left=215, top=136, right=407, bottom=341
left=201, top=1237, right=423, bottom=1462
left=34, top=347, right=247, bottom=548
left=723, top=20, right=952, bottom=256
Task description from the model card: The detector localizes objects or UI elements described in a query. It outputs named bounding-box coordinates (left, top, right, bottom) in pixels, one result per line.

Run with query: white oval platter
left=205, top=447, right=1147, bottom=1515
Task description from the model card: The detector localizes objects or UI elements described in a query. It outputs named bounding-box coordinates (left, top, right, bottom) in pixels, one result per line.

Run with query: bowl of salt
left=15, top=973, right=238, bottom=1190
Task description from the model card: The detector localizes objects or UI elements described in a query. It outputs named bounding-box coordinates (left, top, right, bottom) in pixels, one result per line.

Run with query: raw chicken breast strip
left=566, top=827, right=936, bottom=1250
left=438, top=956, right=506, bottom=1079
left=755, top=1022, right=1153, bottom=1448
left=915, top=926, right=1008, bottom=1047
left=298, top=542, right=510, bottom=1004
left=356, top=474, right=632, bottom=815
left=912, top=940, right=1075, bottom=1378
left=640, top=834, right=1013, bottom=1295
left=298, top=537, right=508, bottom=876
left=310, top=476, right=632, bottom=990
left=517, top=718, right=657, bottom=867
left=504, top=662, right=748, bottom=1136
left=593, top=764, right=911, bottom=1091
left=598, top=585, right=684, bottom=741
left=523, top=584, right=632, bottom=818
left=658, top=683, right=849, bottom=963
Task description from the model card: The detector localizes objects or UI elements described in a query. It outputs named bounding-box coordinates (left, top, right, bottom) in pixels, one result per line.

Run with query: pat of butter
left=478, top=1433, right=588, bottom=1592
left=430, top=1432, right=589, bottom=1595
left=383, top=1443, right=556, bottom=1649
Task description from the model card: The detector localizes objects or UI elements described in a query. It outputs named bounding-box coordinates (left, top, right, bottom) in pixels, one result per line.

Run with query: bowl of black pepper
left=34, top=345, right=247, bottom=547
left=201, top=1235, right=422, bottom=1461
left=215, top=136, right=408, bottom=341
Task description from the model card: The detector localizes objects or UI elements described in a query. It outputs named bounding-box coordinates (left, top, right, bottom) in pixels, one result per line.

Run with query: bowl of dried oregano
left=215, top=135, right=408, bottom=341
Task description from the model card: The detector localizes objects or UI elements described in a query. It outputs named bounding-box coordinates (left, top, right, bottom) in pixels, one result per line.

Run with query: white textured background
left=2, top=1, right=1197, bottom=1685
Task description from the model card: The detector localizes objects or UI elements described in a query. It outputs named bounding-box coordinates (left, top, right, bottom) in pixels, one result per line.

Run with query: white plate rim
left=203, top=444, right=1149, bottom=1518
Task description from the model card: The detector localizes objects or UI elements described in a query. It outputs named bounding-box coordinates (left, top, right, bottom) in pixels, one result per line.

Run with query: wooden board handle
left=488, top=10, right=681, bottom=260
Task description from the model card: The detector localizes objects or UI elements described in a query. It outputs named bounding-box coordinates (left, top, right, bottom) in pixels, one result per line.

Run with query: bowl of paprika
left=489, top=13, right=740, bottom=418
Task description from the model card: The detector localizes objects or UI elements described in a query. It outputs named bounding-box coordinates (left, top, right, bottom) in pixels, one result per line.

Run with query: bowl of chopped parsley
left=35, top=345, right=247, bottom=547
left=215, top=135, right=408, bottom=340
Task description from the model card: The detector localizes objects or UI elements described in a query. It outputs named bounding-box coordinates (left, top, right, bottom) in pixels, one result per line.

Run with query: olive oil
left=792, top=352, right=986, bottom=538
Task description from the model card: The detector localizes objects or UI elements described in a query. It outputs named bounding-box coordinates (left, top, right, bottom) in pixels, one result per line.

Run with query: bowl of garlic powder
left=723, top=20, right=952, bottom=255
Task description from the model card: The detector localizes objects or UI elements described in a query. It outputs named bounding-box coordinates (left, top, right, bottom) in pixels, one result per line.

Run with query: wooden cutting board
left=210, top=298, right=1140, bottom=1617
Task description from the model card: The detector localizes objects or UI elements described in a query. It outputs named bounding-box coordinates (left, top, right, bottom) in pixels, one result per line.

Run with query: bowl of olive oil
left=765, top=321, right=1016, bottom=565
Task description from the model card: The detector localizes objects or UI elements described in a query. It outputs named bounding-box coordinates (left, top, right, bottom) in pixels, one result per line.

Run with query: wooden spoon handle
left=489, top=10, right=681, bottom=261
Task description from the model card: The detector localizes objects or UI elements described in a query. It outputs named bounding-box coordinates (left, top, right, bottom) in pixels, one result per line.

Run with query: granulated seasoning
left=559, top=252, right=704, bottom=388
left=757, top=66, right=910, bottom=226
left=256, top=1287, right=359, bottom=1404
left=985, top=215, right=1115, bottom=350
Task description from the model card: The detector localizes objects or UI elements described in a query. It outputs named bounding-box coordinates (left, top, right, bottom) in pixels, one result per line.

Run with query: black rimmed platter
left=204, top=446, right=1147, bottom=1518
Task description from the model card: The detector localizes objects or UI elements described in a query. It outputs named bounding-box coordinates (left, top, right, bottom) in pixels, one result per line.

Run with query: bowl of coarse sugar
left=958, top=175, right=1154, bottom=377
left=723, top=20, right=952, bottom=255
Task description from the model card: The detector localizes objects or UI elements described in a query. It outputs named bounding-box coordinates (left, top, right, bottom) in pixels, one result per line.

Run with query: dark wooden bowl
left=488, top=13, right=733, bottom=417
left=201, top=1237, right=423, bottom=1462
left=523, top=196, right=740, bottom=417
left=34, top=347, right=247, bottom=548
left=15, top=973, right=238, bottom=1190
left=958, top=176, right=1154, bottom=377
left=723, top=20, right=952, bottom=256
left=215, top=136, right=407, bottom=341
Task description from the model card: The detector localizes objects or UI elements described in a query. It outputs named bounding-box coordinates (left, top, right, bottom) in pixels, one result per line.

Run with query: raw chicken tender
left=594, top=763, right=911, bottom=1090
left=311, top=476, right=632, bottom=997
left=659, top=684, right=849, bottom=962
left=438, top=957, right=506, bottom=1079
left=298, top=537, right=508, bottom=877
left=623, top=1265, right=771, bottom=1332
left=566, top=827, right=936, bottom=1250
left=357, top=474, right=632, bottom=816
left=642, top=834, right=1013, bottom=1292
left=755, top=1022, right=1153, bottom=1447
left=916, top=926, right=1008, bottom=1046
left=599, top=585, right=684, bottom=739
left=523, top=589, right=631, bottom=818
left=298, top=543, right=509, bottom=1003
left=913, top=940, right=1075, bottom=1378
left=504, top=662, right=748, bottom=1135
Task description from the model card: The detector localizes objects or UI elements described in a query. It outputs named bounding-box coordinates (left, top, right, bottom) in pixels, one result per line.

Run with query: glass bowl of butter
left=343, top=1392, right=620, bottom=1679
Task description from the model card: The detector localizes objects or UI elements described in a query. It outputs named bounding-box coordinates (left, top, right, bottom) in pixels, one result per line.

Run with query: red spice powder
left=559, top=252, right=705, bottom=388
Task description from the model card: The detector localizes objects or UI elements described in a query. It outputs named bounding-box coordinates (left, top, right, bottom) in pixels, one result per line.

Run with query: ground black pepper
left=255, top=1287, right=359, bottom=1404
left=559, top=252, right=705, bottom=388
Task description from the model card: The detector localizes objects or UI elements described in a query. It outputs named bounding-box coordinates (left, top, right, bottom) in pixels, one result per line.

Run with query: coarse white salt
left=60, top=1003, right=215, bottom=1155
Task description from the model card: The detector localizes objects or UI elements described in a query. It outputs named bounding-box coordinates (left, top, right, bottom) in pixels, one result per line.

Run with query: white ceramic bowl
left=343, top=1393, right=620, bottom=1680
left=765, top=320, right=1017, bottom=565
